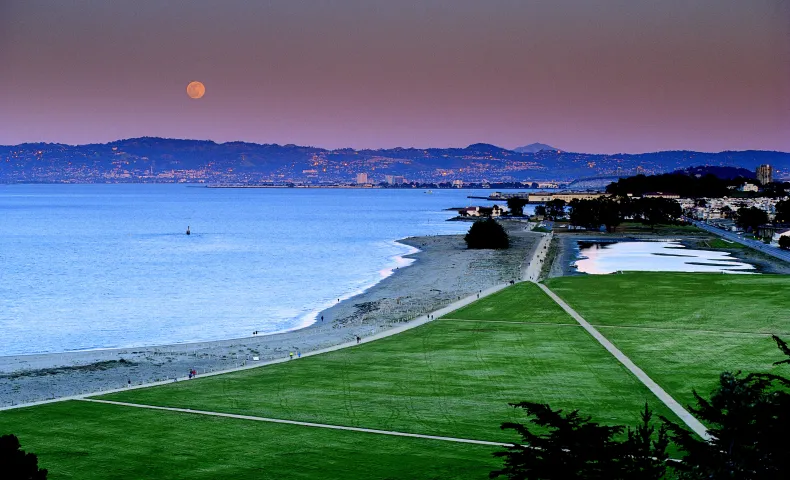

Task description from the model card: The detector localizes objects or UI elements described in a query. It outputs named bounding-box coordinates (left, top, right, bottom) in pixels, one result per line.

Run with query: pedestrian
left=356, top=335, right=361, bottom=344
left=321, top=315, right=324, bottom=322
left=297, top=351, right=301, bottom=358
left=127, top=379, right=131, bottom=388
left=289, top=351, right=294, bottom=360
left=188, top=371, right=193, bottom=379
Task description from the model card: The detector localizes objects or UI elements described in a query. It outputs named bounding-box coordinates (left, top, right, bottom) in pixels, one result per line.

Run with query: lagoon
left=573, top=240, right=755, bottom=275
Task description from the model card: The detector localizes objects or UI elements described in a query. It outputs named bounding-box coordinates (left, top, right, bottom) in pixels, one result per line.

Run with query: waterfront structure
left=757, top=164, right=773, bottom=185
left=741, top=183, right=759, bottom=192
left=528, top=192, right=605, bottom=203
left=356, top=173, right=369, bottom=184
left=459, top=205, right=508, bottom=217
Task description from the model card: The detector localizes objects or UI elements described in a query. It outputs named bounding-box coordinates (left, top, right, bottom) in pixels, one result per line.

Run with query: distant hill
left=676, top=165, right=756, bottom=180
left=513, top=143, right=556, bottom=153
left=1, top=137, right=788, bottom=184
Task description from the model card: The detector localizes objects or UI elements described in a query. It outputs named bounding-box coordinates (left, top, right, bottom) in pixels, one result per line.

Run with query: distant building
left=643, top=192, right=680, bottom=199
left=757, top=164, right=773, bottom=185
left=740, top=183, right=759, bottom=192
left=459, top=205, right=508, bottom=218
left=356, top=173, right=369, bottom=184
left=452, top=180, right=464, bottom=188
left=528, top=192, right=605, bottom=203
left=384, top=175, right=406, bottom=185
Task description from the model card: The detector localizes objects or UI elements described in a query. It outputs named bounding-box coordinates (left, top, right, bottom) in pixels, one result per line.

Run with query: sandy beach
left=0, top=222, right=541, bottom=406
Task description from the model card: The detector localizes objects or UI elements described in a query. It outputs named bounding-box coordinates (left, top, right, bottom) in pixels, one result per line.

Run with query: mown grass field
left=101, top=283, right=671, bottom=439
left=0, top=401, right=498, bottom=480
left=545, top=272, right=790, bottom=405
left=1, top=282, right=677, bottom=479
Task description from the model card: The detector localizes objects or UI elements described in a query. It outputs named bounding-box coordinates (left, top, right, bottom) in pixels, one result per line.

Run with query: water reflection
left=573, top=241, right=755, bottom=274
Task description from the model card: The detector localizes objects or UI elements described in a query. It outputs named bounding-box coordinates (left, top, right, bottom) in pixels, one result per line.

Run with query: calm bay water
left=573, top=241, right=755, bottom=274
left=0, top=185, right=510, bottom=356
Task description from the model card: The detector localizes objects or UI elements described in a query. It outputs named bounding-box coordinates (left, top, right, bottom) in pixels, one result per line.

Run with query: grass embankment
left=545, top=273, right=790, bottom=407
left=1, top=282, right=677, bottom=479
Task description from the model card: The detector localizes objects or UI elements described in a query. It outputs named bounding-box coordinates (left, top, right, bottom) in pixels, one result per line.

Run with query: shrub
left=464, top=218, right=509, bottom=249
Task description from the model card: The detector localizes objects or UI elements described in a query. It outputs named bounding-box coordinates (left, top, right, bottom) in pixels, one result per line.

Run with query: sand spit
left=1, top=223, right=540, bottom=406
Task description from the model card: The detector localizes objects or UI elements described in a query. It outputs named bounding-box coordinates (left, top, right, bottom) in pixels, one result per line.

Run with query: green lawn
left=546, top=272, right=790, bottom=333
left=0, top=401, right=498, bottom=480
left=545, top=273, right=790, bottom=407
left=703, top=238, right=745, bottom=250
left=599, top=329, right=785, bottom=408
left=1, top=281, right=685, bottom=478
left=442, top=282, right=572, bottom=323
left=100, top=319, right=672, bottom=441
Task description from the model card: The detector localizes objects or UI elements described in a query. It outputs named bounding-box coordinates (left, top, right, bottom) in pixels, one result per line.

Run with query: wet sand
left=1, top=223, right=541, bottom=406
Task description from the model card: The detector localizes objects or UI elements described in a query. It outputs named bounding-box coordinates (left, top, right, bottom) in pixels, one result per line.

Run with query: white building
left=356, top=173, right=369, bottom=185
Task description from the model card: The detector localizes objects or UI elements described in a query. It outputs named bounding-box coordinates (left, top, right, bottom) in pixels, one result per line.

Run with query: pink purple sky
left=1, top=0, right=788, bottom=153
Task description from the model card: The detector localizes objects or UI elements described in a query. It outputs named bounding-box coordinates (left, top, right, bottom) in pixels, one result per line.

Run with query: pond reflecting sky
left=573, top=241, right=755, bottom=275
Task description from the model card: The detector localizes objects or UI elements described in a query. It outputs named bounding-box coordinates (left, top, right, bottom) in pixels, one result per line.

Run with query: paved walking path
left=79, top=398, right=510, bottom=447
left=537, top=283, right=710, bottom=440
left=523, top=232, right=552, bottom=282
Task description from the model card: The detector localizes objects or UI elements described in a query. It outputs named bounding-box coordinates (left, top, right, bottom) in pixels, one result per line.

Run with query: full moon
left=186, top=81, right=205, bottom=99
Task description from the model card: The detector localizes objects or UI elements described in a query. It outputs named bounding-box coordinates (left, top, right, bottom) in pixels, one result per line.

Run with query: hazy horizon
left=2, top=1, right=788, bottom=153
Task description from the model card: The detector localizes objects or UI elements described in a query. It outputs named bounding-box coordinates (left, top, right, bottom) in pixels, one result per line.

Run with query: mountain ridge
left=1, top=137, right=788, bottom=184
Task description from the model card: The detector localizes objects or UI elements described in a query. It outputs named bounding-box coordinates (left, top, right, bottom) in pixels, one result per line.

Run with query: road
left=687, top=218, right=790, bottom=264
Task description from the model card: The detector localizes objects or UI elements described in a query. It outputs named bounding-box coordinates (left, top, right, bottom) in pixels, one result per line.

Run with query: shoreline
left=1, top=224, right=542, bottom=406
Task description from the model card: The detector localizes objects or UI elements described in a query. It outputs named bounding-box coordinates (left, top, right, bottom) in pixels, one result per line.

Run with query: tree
left=662, top=336, right=790, bottom=480
left=490, top=402, right=668, bottom=480
left=774, top=199, right=790, bottom=224
left=0, top=434, right=48, bottom=480
left=635, top=198, right=682, bottom=229
left=507, top=198, right=529, bottom=217
left=779, top=236, right=790, bottom=250
left=465, top=218, right=509, bottom=249
left=545, top=199, right=567, bottom=220
left=735, top=207, right=769, bottom=233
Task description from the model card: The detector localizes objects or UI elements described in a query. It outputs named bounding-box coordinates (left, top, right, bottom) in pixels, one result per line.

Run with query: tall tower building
left=356, top=173, right=369, bottom=184
left=756, top=164, right=773, bottom=185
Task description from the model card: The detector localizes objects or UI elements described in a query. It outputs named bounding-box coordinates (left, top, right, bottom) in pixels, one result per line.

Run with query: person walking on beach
left=289, top=352, right=294, bottom=360
left=127, top=379, right=131, bottom=388
left=297, top=351, right=301, bottom=358
left=356, top=335, right=361, bottom=344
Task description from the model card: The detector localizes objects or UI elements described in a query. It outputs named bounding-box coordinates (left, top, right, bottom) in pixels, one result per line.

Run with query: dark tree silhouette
left=464, top=218, right=509, bottom=249
left=507, top=198, right=529, bottom=217
left=735, top=207, right=769, bottom=233
left=779, top=236, right=790, bottom=251
left=774, top=199, right=790, bottom=223
left=662, top=336, right=790, bottom=480
left=545, top=199, right=567, bottom=220
left=0, top=434, right=48, bottom=480
left=490, top=402, right=668, bottom=480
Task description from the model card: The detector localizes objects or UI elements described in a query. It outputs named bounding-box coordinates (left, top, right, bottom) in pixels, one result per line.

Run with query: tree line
left=566, top=197, right=682, bottom=232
